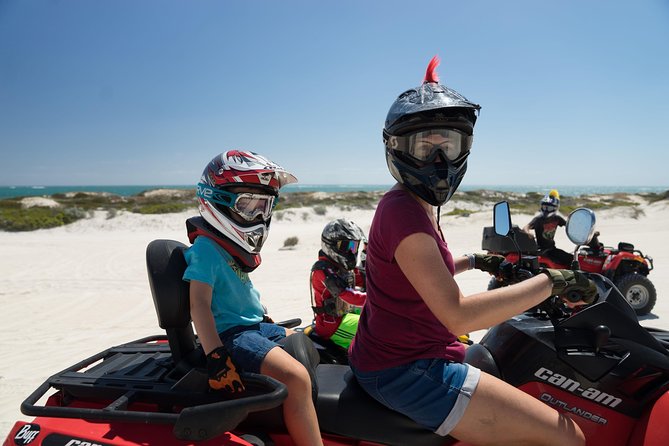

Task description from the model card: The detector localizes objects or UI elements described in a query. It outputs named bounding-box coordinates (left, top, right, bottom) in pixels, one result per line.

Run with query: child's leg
left=261, top=346, right=323, bottom=446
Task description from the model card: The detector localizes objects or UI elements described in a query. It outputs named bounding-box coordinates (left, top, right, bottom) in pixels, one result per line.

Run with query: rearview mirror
left=566, top=208, right=596, bottom=246
left=493, top=201, right=511, bottom=237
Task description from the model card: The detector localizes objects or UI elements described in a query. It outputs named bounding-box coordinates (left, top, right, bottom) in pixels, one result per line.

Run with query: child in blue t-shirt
left=183, top=150, right=323, bottom=446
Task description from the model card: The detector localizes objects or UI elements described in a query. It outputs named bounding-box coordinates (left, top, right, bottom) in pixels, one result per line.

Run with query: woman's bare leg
left=450, top=372, right=585, bottom=446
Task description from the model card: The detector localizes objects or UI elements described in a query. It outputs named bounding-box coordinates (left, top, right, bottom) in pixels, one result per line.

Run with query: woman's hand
left=470, top=253, right=506, bottom=275
left=541, top=269, right=598, bottom=305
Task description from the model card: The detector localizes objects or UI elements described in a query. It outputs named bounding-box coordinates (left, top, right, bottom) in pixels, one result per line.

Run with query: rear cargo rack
left=20, top=336, right=287, bottom=441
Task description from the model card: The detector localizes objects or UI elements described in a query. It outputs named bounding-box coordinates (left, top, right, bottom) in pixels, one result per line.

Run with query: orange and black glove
left=206, top=346, right=245, bottom=393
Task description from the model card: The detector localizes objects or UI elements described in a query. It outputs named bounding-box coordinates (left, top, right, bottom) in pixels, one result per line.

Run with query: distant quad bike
left=482, top=218, right=656, bottom=316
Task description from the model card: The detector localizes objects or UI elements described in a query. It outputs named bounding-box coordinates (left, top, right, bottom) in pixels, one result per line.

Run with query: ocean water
left=0, top=184, right=667, bottom=200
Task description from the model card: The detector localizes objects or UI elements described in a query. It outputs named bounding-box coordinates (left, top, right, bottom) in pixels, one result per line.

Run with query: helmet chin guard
left=186, top=217, right=261, bottom=272
left=386, top=150, right=468, bottom=206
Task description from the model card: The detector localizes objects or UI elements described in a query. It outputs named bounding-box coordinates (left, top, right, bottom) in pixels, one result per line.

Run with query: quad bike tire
left=615, top=273, right=657, bottom=316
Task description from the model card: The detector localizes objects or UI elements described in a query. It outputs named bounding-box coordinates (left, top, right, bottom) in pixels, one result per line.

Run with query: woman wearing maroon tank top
left=349, top=56, right=594, bottom=446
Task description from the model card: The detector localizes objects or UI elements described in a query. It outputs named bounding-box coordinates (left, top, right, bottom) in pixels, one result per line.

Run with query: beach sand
left=2, top=197, right=669, bottom=437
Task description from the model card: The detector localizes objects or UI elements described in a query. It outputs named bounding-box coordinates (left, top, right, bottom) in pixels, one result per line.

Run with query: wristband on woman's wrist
left=464, top=254, right=475, bottom=271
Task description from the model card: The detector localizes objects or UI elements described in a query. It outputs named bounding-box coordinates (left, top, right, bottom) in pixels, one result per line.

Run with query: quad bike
left=481, top=214, right=656, bottom=315
left=5, top=207, right=669, bottom=446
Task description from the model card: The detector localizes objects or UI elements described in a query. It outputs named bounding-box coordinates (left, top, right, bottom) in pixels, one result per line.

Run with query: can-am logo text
left=535, top=367, right=621, bottom=408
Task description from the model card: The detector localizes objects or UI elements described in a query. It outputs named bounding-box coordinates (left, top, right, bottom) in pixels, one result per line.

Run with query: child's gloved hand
left=542, top=268, right=598, bottom=304
left=206, top=346, right=245, bottom=393
left=468, top=253, right=505, bottom=274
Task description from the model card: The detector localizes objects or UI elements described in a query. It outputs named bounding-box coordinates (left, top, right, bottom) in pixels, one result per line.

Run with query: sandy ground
left=1, top=198, right=669, bottom=437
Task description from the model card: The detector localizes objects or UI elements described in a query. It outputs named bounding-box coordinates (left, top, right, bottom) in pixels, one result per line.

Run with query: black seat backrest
left=618, top=242, right=634, bottom=252
left=146, top=239, right=197, bottom=365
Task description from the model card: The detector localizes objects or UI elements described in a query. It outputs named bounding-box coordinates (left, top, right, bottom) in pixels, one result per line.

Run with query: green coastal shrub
left=646, top=190, right=669, bottom=203
left=283, top=236, right=299, bottom=248
left=446, top=208, right=473, bottom=217
left=0, top=188, right=658, bottom=232
left=0, top=205, right=86, bottom=231
left=132, top=203, right=194, bottom=214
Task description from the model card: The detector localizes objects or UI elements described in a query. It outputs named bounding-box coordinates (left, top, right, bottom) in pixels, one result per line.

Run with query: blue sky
left=1, top=0, right=668, bottom=187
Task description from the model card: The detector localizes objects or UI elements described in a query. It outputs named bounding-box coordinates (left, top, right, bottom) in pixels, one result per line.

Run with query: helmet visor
left=336, top=239, right=360, bottom=256
left=386, top=128, right=472, bottom=164
left=197, top=183, right=277, bottom=222
left=541, top=202, right=557, bottom=214
left=234, top=193, right=276, bottom=221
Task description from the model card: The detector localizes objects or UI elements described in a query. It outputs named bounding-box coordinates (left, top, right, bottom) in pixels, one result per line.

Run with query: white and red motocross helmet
left=195, top=150, right=297, bottom=260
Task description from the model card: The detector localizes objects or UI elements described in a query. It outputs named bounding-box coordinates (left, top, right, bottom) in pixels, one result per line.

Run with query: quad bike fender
left=628, top=391, right=669, bottom=446
left=504, top=252, right=565, bottom=269
left=602, top=252, right=646, bottom=274
left=3, top=419, right=257, bottom=446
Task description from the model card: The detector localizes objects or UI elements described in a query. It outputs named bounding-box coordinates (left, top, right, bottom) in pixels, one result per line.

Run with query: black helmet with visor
left=321, top=219, right=366, bottom=271
left=384, top=56, right=480, bottom=206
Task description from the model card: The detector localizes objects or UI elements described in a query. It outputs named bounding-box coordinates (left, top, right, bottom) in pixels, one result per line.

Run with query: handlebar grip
left=565, top=290, right=582, bottom=303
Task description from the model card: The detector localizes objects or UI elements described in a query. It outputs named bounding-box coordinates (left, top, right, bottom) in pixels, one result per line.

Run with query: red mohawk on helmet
left=423, top=55, right=440, bottom=84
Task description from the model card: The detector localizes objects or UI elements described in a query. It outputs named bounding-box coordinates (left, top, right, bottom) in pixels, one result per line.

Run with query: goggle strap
left=196, top=183, right=237, bottom=208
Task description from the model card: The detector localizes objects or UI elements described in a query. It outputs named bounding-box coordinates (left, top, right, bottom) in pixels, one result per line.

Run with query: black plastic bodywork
left=466, top=276, right=669, bottom=419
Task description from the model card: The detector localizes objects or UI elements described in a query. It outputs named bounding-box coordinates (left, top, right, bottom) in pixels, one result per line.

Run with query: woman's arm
left=452, top=255, right=472, bottom=275
left=395, top=232, right=553, bottom=335
left=189, top=280, right=223, bottom=355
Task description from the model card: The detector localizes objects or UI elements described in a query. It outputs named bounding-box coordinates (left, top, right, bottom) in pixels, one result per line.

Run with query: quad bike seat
left=302, top=324, right=350, bottom=365
left=315, top=364, right=448, bottom=446
left=618, top=242, right=635, bottom=252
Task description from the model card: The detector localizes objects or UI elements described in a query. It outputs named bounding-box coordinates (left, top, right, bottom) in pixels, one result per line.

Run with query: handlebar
left=494, top=255, right=601, bottom=312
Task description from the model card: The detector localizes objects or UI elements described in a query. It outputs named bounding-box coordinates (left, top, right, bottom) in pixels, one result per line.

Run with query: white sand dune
left=1, top=198, right=668, bottom=437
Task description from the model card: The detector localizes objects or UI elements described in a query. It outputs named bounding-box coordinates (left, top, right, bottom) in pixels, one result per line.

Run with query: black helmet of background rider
left=383, top=56, right=481, bottom=206
left=321, top=219, right=366, bottom=271
left=540, top=189, right=561, bottom=217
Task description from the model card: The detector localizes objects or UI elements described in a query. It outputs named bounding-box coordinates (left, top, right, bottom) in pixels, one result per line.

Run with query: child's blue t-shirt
left=183, top=236, right=264, bottom=334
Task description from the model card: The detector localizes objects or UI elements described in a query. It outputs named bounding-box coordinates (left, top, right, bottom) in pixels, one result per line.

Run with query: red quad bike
left=481, top=214, right=656, bottom=316
left=5, top=214, right=669, bottom=446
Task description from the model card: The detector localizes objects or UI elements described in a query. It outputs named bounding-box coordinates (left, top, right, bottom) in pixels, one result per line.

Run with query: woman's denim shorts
left=219, top=322, right=286, bottom=373
left=352, top=359, right=481, bottom=436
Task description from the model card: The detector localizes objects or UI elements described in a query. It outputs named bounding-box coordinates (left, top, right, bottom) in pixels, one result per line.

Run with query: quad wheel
left=615, top=274, right=657, bottom=316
